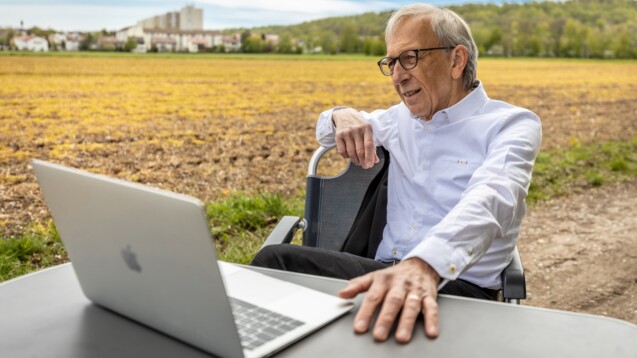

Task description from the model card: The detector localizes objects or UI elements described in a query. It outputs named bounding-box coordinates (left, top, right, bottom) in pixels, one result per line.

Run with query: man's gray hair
left=385, top=4, right=478, bottom=90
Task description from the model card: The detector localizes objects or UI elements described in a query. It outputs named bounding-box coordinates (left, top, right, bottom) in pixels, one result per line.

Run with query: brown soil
left=1, top=58, right=636, bottom=324
left=521, top=180, right=637, bottom=324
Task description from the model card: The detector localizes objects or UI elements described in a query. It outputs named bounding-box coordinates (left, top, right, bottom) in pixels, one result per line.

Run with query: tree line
left=246, top=0, right=637, bottom=58
left=2, top=0, right=635, bottom=58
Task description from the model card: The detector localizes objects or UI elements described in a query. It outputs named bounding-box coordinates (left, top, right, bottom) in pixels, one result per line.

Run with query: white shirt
left=316, top=82, right=542, bottom=289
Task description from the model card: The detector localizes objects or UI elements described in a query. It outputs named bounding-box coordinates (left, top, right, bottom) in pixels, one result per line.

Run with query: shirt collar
left=438, top=80, right=488, bottom=123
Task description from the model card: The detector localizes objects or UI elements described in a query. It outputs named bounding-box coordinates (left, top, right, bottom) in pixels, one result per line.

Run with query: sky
left=0, top=0, right=529, bottom=32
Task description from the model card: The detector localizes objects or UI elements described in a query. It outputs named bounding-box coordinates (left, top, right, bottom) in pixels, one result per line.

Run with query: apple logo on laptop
left=121, top=245, right=142, bottom=273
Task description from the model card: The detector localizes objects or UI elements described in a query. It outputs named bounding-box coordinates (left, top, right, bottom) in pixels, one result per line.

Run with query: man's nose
left=392, top=63, right=410, bottom=85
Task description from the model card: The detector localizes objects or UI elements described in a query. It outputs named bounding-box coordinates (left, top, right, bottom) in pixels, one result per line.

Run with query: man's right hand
left=333, top=108, right=379, bottom=169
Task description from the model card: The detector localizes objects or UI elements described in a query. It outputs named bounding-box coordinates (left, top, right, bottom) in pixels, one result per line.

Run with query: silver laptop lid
left=32, top=159, right=245, bottom=358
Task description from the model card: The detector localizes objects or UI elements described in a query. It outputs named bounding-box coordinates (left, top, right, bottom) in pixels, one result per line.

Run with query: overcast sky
left=0, top=0, right=528, bottom=32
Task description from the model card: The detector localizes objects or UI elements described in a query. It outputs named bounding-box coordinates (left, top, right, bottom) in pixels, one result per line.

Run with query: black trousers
left=251, top=244, right=499, bottom=301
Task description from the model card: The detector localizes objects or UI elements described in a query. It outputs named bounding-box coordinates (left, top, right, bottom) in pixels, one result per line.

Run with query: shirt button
left=467, top=247, right=474, bottom=256
left=448, top=264, right=457, bottom=274
left=391, top=248, right=398, bottom=257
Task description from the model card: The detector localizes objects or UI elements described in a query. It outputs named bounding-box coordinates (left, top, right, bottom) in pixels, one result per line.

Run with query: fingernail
left=398, top=329, right=410, bottom=341
left=374, top=326, right=387, bottom=337
left=355, top=320, right=367, bottom=331
left=428, top=325, right=439, bottom=337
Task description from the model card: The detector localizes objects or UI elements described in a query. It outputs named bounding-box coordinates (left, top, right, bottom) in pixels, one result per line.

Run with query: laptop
left=32, top=159, right=353, bottom=358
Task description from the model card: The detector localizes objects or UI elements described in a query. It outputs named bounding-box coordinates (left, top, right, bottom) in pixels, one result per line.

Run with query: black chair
left=261, top=146, right=526, bottom=304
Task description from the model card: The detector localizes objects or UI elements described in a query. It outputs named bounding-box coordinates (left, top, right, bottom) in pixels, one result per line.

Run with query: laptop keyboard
left=229, top=297, right=305, bottom=351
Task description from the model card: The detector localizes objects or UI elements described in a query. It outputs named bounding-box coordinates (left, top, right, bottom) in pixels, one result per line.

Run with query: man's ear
left=450, top=45, right=468, bottom=80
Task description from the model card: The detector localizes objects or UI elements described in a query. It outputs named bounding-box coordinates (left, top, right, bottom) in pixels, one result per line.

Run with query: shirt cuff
left=403, top=236, right=469, bottom=282
left=316, top=108, right=339, bottom=146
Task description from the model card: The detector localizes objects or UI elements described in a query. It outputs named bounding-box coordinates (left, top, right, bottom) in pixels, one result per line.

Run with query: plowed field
left=1, top=55, right=636, bottom=322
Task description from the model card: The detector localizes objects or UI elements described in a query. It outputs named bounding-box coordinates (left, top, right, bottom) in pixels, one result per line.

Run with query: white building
left=138, top=5, right=203, bottom=32
left=49, top=32, right=84, bottom=51
left=179, top=6, right=203, bottom=31
left=142, top=29, right=222, bottom=52
left=116, top=5, right=230, bottom=53
left=12, top=35, right=49, bottom=51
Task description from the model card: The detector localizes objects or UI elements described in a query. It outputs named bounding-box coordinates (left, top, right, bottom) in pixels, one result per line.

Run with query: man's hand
left=338, top=258, right=441, bottom=343
left=332, top=108, right=379, bottom=169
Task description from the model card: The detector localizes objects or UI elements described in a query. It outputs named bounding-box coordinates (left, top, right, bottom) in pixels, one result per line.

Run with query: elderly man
left=252, top=4, right=541, bottom=343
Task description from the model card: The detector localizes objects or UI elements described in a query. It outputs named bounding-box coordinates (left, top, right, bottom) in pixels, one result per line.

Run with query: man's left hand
left=338, top=258, right=441, bottom=343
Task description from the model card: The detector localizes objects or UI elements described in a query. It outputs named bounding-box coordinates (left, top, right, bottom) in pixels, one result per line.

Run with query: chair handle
left=308, top=145, right=335, bottom=176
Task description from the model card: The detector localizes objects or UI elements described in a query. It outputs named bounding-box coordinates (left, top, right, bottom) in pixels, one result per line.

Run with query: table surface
left=0, top=263, right=635, bottom=358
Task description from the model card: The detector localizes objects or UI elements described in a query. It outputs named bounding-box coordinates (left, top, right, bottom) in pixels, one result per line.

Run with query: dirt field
left=1, top=55, right=636, bottom=323
left=521, top=180, right=637, bottom=323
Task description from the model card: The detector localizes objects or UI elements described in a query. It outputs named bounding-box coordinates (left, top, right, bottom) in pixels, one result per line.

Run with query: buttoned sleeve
left=316, top=106, right=399, bottom=148
left=403, top=108, right=542, bottom=284
left=316, top=108, right=339, bottom=147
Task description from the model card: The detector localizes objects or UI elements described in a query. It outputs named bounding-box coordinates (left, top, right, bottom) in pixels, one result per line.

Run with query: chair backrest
left=298, top=145, right=525, bottom=302
left=302, top=146, right=386, bottom=250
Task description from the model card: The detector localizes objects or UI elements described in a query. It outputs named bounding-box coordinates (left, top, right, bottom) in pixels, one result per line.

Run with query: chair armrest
left=502, top=247, right=527, bottom=302
left=260, top=216, right=304, bottom=249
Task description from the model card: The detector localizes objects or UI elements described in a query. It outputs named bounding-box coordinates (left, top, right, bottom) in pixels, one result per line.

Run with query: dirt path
left=520, top=180, right=637, bottom=324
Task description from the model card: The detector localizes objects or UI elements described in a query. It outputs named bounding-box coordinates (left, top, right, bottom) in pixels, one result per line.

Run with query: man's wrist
left=331, top=106, right=350, bottom=127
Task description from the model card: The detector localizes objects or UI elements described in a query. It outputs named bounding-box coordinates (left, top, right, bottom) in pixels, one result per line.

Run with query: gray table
left=0, top=263, right=635, bottom=358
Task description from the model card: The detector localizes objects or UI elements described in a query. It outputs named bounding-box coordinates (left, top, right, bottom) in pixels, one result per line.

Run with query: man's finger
left=422, top=295, right=439, bottom=338
left=352, top=280, right=389, bottom=334
left=338, top=273, right=374, bottom=299
left=342, top=131, right=360, bottom=166
left=372, top=288, right=407, bottom=341
left=336, top=135, right=348, bottom=159
left=353, top=132, right=366, bottom=168
left=363, top=127, right=376, bottom=169
left=394, top=294, right=422, bottom=343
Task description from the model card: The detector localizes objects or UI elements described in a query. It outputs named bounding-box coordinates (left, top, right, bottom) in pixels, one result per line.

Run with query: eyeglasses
left=377, top=47, right=451, bottom=76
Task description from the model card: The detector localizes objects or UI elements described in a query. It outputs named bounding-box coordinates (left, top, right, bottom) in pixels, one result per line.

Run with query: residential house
left=12, top=35, right=49, bottom=51
left=143, top=29, right=222, bottom=52
left=49, top=32, right=84, bottom=51
left=97, top=35, right=119, bottom=50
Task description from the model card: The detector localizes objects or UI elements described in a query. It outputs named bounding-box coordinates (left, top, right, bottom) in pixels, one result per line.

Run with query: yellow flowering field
left=1, top=54, right=637, bottom=235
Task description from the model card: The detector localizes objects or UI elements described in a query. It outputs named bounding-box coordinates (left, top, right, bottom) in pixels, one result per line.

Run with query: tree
left=242, top=35, right=265, bottom=53
left=338, top=23, right=360, bottom=53
left=320, top=32, right=337, bottom=54
left=79, top=33, right=94, bottom=51
left=0, top=29, right=16, bottom=47
left=485, top=28, right=502, bottom=55
left=277, top=34, right=294, bottom=54
left=363, top=38, right=385, bottom=56
left=124, top=38, right=137, bottom=52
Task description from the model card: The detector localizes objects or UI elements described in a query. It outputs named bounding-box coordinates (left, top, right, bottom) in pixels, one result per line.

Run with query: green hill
left=235, top=0, right=637, bottom=58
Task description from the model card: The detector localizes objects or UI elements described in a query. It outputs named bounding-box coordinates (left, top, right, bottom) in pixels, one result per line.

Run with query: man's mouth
left=403, top=88, right=421, bottom=97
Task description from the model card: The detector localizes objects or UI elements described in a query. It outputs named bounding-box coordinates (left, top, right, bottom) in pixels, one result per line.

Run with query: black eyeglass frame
left=377, top=47, right=452, bottom=76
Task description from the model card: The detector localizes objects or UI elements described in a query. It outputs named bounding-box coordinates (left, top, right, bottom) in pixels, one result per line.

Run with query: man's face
left=386, top=16, right=455, bottom=120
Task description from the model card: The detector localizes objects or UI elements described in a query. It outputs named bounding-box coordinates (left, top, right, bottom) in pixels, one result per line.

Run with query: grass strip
left=0, top=222, right=66, bottom=282
left=1, top=138, right=635, bottom=282
left=527, top=137, right=637, bottom=203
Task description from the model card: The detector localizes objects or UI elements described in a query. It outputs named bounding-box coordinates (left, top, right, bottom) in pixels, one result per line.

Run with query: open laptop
left=32, top=159, right=353, bottom=358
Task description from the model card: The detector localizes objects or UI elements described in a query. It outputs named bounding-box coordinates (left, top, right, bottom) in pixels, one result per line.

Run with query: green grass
left=1, top=138, right=636, bottom=283
left=208, top=192, right=304, bottom=264
left=527, top=137, right=637, bottom=203
left=0, top=222, right=66, bottom=282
